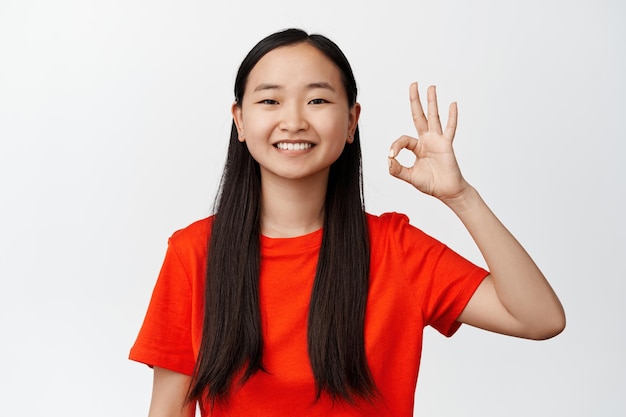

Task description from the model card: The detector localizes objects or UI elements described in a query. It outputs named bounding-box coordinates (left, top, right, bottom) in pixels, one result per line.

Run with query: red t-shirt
left=130, top=212, right=488, bottom=416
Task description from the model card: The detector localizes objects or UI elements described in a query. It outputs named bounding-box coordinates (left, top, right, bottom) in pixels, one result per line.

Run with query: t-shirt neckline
left=260, top=228, right=323, bottom=252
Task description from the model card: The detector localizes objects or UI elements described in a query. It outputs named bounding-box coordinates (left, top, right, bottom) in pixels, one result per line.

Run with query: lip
left=272, top=139, right=315, bottom=145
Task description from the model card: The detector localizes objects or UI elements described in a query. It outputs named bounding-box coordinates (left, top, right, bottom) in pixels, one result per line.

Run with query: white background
left=1, top=0, right=624, bottom=415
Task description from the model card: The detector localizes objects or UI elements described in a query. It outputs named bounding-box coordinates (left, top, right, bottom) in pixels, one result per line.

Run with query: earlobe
left=231, top=102, right=245, bottom=142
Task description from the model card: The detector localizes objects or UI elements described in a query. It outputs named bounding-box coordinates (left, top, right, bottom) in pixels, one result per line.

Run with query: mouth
left=273, top=142, right=314, bottom=151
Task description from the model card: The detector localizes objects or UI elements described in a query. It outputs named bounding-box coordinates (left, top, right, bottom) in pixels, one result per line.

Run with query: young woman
left=130, top=28, right=565, bottom=417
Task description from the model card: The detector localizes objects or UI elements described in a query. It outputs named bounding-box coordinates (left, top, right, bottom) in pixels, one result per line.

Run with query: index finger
left=410, top=82, right=428, bottom=136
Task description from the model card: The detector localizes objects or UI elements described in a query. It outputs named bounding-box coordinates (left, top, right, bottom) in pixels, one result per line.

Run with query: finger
left=388, top=154, right=414, bottom=184
left=427, top=85, right=443, bottom=135
left=444, top=102, right=458, bottom=143
left=388, top=135, right=419, bottom=159
left=409, top=82, right=428, bottom=136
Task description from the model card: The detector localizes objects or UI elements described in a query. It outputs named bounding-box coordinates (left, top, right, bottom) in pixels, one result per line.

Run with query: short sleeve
left=390, top=213, right=488, bottom=337
left=129, top=238, right=196, bottom=375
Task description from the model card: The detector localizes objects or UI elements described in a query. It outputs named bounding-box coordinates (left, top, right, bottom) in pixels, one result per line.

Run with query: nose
left=279, top=102, right=309, bottom=132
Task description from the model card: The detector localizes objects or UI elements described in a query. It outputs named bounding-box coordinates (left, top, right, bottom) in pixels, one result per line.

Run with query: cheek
left=242, top=113, right=274, bottom=138
left=319, top=114, right=350, bottom=140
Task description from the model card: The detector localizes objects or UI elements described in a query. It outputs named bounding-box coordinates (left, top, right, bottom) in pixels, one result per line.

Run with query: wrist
left=440, top=183, right=481, bottom=213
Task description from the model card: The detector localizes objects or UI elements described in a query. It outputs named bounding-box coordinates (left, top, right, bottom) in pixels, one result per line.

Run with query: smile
left=274, top=142, right=314, bottom=151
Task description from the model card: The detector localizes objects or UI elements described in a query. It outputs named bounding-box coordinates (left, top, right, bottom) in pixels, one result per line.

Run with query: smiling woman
left=232, top=42, right=359, bottom=186
left=129, top=28, right=564, bottom=417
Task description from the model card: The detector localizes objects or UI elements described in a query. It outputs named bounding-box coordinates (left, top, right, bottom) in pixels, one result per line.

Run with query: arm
left=443, top=186, right=564, bottom=339
left=388, top=83, right=565, bottom=340
left=148, top=367, right=196, bottom=417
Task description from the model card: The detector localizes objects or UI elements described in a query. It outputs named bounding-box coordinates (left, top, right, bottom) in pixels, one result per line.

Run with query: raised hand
left=388, top=82, right=470, bottom=203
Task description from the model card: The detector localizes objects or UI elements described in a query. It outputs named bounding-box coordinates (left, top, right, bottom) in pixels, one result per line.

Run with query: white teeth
left=275, top=142, right=313, bottom=151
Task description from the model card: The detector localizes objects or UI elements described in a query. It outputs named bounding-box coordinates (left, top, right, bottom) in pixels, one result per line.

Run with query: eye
left=308, top=98, right=328, bottom=105
left=259, top=99, right=278, bottom=105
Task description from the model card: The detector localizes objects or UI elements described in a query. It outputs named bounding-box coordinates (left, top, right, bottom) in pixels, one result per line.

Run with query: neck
left=260, top=170, right=328, bottom=238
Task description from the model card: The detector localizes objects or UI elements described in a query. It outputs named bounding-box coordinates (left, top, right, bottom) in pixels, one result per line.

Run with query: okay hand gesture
left=388, top=83, right=470, bottom=203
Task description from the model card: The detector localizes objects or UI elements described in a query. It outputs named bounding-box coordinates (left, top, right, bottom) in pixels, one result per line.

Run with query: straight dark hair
left=188, top=28, right=376, bottom=406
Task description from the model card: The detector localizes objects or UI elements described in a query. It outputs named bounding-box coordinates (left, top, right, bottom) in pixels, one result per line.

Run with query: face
left=232, top=42, right=360, bottom=183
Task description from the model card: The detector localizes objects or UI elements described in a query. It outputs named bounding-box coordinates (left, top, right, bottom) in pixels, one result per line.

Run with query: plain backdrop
left=1, top=0, right=624, bottom=415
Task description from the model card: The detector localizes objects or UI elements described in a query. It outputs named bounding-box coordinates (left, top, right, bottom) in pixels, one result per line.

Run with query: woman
left=130, top=28, right=565, bottom=416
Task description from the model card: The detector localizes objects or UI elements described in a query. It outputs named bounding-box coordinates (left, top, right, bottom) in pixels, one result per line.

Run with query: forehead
left=245, top=43, right=344, bottom=93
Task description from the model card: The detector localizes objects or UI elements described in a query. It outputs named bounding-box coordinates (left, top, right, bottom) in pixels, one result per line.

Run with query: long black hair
left=188, top=28, right=376, bottom=406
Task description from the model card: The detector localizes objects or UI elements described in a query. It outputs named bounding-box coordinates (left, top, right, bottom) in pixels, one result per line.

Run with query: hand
left=388, top=82, right=470, bottom=203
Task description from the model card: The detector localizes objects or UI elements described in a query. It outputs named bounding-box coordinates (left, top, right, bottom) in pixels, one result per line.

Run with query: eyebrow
left=252, top=82, right=336, bottom=93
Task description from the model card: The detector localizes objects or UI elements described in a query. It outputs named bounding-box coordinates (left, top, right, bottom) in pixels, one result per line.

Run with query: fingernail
left=388, top=149, right=395, bottom=158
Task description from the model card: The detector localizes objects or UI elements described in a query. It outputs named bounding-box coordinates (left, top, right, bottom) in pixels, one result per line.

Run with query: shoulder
left=366, top=211, right=445, bottom=255
left=168, top=216, right=214, bottom=253
left=366, top=211, right=409, bottom=229
left=170, top=216, right=213, bottom=239
left=366, top=211, right=428, bottom=240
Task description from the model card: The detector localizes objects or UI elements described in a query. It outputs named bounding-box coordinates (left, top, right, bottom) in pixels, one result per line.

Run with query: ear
left=347, top=102, right=361, bottom=144
left=231, top=102, right=245, bottom=142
